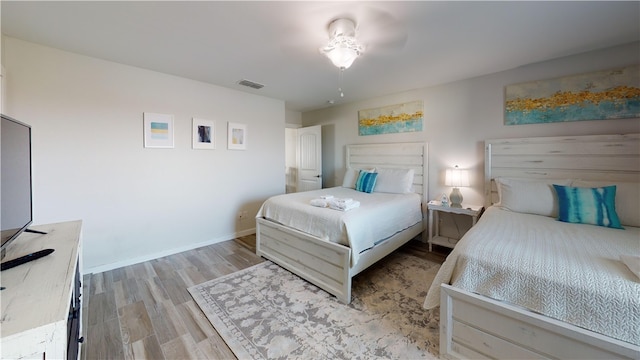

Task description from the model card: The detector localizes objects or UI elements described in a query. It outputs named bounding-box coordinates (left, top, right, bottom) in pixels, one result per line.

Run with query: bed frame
left=440, top=133, right=640, bottom=359
left=256, top=142, right=428, bottom=304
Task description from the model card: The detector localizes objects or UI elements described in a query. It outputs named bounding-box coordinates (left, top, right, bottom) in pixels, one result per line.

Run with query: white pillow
left=374, top=168, right=415, bottom=194
left=342, top=168, right=359, bottom=188
left=342, top=167, right=375, bottom=189
left=571, top=180, right=640, bottom=227
left=496, top=177, right=571, bottom=217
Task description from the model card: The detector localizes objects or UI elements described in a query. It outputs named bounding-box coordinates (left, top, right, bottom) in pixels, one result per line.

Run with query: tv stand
left=0, top=220, right=83, bottom=360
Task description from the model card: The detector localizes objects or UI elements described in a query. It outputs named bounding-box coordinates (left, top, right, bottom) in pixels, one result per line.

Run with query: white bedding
left=256, top=187, right=422, bottom=266
left=424, top=206, right=640, bottom=346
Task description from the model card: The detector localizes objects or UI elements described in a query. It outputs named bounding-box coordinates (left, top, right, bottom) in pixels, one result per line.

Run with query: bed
left=256, top=142, right=428, bottom=304
left=425, top=133, right=640, bottom=359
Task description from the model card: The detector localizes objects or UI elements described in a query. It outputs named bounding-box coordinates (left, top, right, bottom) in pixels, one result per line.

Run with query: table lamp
left=445, top=165, right=469, bottom=207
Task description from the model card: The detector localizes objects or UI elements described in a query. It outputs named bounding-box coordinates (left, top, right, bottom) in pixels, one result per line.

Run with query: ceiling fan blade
left=355, top=6, right=408, bottom=54
left=279, top=24, right=327, bottom=57
left=360, top=29, right=408, bottom=54
left=278, top=3, right=352, bottom=51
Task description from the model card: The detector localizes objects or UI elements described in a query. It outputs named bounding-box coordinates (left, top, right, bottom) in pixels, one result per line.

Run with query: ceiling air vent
left=237, top=79, right=265, bottom=90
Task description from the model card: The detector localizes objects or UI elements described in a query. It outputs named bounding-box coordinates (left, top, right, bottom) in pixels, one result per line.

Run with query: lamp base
left=449, top=187, right=463, bottom=208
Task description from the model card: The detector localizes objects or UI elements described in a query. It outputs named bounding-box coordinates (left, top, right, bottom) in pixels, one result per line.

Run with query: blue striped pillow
left=553, top=185, right=623, bottom=229
left=355, top=170, right=378, bottom=193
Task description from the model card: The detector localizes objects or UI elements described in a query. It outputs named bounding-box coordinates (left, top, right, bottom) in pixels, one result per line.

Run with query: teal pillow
left=553, top=185, right=623, bottom=229
left=355, top=170, right=378, bottom=193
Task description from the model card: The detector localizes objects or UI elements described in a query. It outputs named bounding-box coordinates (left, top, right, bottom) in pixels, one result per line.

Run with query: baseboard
left=84, top=227, right=256, bottom=275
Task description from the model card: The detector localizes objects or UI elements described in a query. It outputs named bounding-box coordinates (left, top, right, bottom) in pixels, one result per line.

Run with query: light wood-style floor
left=81, top=234, right=447, bottom=360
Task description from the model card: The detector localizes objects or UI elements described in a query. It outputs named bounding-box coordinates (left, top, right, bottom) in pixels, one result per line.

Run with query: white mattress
left=424, top=206, right=640, bottom=345
left=256, top=187, right=422, bottom=266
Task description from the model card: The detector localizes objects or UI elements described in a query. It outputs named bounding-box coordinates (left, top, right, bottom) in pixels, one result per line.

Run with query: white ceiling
left=2, top=1, right=639, bottom=113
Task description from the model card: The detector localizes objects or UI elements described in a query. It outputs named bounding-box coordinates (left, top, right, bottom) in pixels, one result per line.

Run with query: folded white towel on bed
left=621, top=255, right=640, bottom=279
left=310, top=197, right=360, bottom=211
left=310, top=198, right=328, bottom=207
left=329, top=198, right=360, bottom=211
left=332, top=198, right=353, bottom=204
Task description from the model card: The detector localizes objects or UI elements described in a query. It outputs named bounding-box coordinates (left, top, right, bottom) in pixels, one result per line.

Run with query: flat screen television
left=1, top=114, right=33, bottom=260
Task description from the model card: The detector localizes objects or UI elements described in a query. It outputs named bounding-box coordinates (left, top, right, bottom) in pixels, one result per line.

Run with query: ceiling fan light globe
left=320, top=18, right=365, bottom=70
left=321, top=34, right=363, bottom=69
left=326, top=47, right=359, bottom=69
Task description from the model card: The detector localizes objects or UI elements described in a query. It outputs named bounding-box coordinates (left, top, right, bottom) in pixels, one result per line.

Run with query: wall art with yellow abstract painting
left=358, top=101, right=423, bottom=136
left=505, top=65, right=640, bottom=125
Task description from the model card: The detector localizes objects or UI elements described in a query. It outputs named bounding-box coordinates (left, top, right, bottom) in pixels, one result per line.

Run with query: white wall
left=303, top=42, right=640, bottom=208
left=2, top=36, right=285, bottom=273
left=285, top=109, right=302, bottom=127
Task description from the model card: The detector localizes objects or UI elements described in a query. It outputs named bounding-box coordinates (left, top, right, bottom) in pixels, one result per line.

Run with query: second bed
left=256, top=142, right=428, bottom=304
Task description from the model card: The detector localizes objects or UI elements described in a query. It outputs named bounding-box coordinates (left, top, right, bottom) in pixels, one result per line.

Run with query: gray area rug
left=188, top=251, right=441, bottom=359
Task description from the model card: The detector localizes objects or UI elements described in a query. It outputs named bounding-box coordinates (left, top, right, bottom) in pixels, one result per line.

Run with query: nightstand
left=427, top=201, right=483, bottom=251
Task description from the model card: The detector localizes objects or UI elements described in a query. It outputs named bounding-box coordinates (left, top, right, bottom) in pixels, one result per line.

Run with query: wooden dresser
left=0, top=220, right=83, bottom=360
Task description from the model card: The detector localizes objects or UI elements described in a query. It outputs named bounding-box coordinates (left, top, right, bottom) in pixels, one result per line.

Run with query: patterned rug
left=188, top=251, right=441, bottom=359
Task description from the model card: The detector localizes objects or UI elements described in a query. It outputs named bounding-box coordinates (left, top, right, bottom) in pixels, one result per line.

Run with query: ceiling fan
left=281, top=5, right=408, bottom=99
left=282, top=6, right=408, bottom=67
left=319, top=7, right=408, bottom=70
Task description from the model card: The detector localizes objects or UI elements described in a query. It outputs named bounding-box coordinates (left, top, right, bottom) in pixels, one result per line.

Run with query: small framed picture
left=143, top=112, right=174, bottom=148
left=192, top=118, right=215, bottom=150
left=227, top=122, right=247, bottom=150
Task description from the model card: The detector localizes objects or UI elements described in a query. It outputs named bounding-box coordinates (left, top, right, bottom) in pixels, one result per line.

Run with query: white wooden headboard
left=346, top=142, right=429, bottom=207
left=485, top=133, right=640, bottom=207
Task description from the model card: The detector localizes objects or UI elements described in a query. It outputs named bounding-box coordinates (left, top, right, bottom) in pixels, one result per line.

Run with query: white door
left=297, top=125, right=322, bottom=192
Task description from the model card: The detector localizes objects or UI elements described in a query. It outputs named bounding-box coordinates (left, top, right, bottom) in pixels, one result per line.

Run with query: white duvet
left=424, top=206, right=640, bottom=346
left=256, top=187, right=422, bottom=266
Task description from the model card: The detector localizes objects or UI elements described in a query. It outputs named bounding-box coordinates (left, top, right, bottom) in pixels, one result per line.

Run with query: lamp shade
left=445, top=166, right=470, bottom=188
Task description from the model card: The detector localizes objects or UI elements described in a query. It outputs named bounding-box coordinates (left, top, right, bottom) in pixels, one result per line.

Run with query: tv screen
left=1, top=114, right=33, bottom=260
